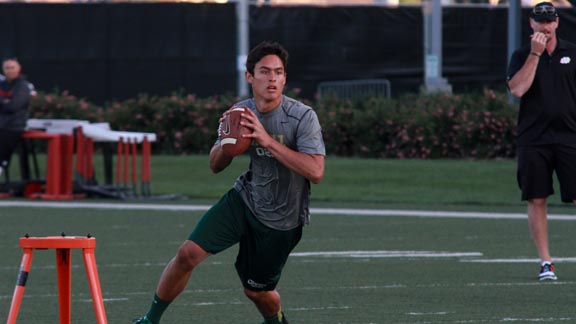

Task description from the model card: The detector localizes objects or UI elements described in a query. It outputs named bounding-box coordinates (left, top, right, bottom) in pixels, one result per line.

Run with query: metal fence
left=317, top=79, right=391, bottom=101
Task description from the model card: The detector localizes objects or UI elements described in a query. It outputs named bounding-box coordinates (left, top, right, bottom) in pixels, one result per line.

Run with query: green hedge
left=29, top=89, right=518, bottom=159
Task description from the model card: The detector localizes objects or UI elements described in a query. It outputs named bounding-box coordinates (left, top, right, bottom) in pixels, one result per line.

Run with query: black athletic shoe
left=538, top=262, right=558, bottom=281
left=132, top=316, right=154, bottom=324
left=261, top=312, right=289, bottom=324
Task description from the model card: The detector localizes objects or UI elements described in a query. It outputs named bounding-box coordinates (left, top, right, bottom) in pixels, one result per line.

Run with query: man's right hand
left=531, top=32, right=547, bottom=56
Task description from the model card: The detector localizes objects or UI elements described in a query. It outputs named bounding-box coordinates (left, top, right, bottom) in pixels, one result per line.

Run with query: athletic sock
left=263, top=311, right=286, bottom=324
left=145, top=293, right=172, bottom=324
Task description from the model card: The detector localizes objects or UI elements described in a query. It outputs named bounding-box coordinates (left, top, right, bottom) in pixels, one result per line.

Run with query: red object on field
left=22, top=130, right=77, bottom=199
left=123, top=139, right=129, bottom=187
left=116, top=137, right=123, bottom=186
left=22, top=181, right=43, bottom=198
left=131, top=138, right=137, bottom=192
left=6, top=236, right=108, bottom=324
left=76, top=129, right=85, bottom=178
left=140, top=136, right=152, bottom=196
left=75, top=127, right=95, bottom=183
left=86, top=137, right=94, bottom=182
left=141, top=136, right=151, bottom=183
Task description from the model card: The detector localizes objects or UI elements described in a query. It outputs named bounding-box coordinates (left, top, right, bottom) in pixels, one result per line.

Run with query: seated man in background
left=0, top=58, right=32, bottom=177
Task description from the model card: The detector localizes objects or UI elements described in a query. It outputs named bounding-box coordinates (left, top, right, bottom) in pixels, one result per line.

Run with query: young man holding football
left=133, top=41, right=325, bottom=324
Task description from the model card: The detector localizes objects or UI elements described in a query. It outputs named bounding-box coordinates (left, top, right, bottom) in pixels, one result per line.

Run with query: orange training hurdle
left=21, top=130, right=76, bottom=200
left=6, top=235, right=108, bottom=324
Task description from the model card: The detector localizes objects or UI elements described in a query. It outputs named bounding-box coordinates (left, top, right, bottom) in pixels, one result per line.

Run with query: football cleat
left=262, top=312, right=289, bottom=324
left=132, top=316, right=154, bottom=324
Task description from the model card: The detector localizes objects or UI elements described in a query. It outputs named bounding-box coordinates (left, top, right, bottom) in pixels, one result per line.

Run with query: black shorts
left=188, top=189, right=303, bottom=291
left=0, top=129, right=23, bottom=166
left=517, top=144, right=576, bottom=203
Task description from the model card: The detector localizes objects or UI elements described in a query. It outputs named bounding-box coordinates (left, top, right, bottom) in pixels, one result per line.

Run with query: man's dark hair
left=245, top=41, right=289, bottom=76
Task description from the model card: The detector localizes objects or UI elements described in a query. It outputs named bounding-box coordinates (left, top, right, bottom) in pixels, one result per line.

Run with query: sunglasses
left=532, top=5, right=556, bottom=15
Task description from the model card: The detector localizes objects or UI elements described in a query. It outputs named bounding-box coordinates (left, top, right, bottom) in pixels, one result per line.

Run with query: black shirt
left=507, top=38, right=576, bottom=147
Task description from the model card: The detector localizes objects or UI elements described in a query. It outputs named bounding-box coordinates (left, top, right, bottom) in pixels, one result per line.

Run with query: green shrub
left=28, top=89, right=518, bottom=158
left=314, top=89, right=517, bottom=159
left=102, top=93, right=240, bottom=154
left=29, top=90, right=104, bottom=122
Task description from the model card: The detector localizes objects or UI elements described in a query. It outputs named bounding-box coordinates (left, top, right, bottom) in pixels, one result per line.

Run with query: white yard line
left=0, top=200, right=575, bottom=220
left=291, top=250, right=483, bottom=258
left=462, top=257, right=576, bottom=263
left=2, top=201, right=576, bottom=266
left=1, top=201, right=574, bottom=324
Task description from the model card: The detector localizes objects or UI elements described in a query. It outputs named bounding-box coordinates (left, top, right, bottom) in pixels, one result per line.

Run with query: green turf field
left=1, top=206, right=576, bottom=323
left=1, top=157, right=576, bottom=323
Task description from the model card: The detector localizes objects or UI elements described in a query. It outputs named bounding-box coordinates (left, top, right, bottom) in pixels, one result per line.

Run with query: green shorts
left=188, top=189, right=302, bottom=291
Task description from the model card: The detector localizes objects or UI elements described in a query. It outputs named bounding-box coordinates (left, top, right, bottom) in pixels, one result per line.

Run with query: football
left=220, top=106, right=252, bottom=157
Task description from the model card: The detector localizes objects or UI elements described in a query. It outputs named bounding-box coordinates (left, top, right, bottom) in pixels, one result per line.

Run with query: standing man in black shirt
left=507, top=1, right=576, bottom=281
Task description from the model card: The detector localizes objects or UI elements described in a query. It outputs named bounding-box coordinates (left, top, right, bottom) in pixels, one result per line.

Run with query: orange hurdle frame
left=113, top=136, right=152, bottom=198
left=21, top=131, right=76, bottom=200
left=6, top=236, right=108, bottom=324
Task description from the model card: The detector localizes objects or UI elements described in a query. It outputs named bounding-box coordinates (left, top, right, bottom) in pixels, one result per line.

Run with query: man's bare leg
left=527, top=198, right=551, bottom=262
left=244, top=288, right=287, bottom=323
left=137, top=240, right=211, bottom=324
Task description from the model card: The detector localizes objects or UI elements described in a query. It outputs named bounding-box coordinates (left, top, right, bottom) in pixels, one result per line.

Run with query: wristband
left=530, top=52, right=541, bottom=58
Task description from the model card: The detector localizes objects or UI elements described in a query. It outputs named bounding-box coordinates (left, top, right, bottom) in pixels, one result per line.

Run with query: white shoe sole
left=538, top=272, right=558, bottom=281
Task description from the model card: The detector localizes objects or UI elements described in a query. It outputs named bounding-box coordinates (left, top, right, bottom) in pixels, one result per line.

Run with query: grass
left=19, top=153, right=539, bottom=209
left=148, top=155, right=569, bottom=213
left=149, top=155, right=520, bottom=203
left=1, top=207, right=576, bottom=323
left=1, top=155, right=576, bottom=323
